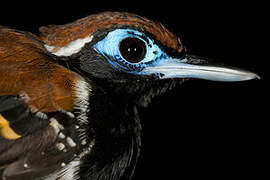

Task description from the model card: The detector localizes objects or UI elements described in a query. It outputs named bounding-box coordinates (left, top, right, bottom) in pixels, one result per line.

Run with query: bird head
left=41, top=12, right=258, bottom=105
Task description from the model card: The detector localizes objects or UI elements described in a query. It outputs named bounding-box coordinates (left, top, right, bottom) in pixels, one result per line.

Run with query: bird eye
left=94, top=29, right=168, bottom=73
left=119, top=37, right=146, bottom=63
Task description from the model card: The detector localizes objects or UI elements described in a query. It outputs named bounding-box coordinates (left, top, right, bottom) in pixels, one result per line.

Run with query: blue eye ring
left=94, top=28, right=169, bottom=74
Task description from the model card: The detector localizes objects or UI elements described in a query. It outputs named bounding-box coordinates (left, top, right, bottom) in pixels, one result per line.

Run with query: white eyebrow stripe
left=45, top=35, right=93, bottom=57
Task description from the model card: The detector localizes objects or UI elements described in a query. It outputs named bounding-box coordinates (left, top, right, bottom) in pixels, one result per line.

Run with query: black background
left=1, top=1, right=267, bottom=179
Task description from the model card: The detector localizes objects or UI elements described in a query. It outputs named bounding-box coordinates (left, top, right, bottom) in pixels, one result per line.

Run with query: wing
left=0, top=27, right=87, bottom=179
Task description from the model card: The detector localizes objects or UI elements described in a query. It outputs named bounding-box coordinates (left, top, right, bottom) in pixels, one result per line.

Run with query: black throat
left=79, top=82, right=142, bottom=180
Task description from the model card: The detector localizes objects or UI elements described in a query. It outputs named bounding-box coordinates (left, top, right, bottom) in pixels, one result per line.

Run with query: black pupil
left=119, top=37, right=146, bottom=63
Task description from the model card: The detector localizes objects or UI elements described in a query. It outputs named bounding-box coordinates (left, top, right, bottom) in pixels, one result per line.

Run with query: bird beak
left=143, top=54, right=260, bottom=82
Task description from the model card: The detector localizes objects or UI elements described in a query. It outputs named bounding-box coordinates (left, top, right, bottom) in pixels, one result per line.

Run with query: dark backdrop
left=1, top=1, right=267, bottom=179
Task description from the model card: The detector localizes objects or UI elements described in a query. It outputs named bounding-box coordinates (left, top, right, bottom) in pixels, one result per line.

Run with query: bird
left=0, top=11, right=259, bottom=180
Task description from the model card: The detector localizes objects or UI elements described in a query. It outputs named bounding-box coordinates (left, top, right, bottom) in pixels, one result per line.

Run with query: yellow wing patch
left=0, top=114, right=21, bottom=140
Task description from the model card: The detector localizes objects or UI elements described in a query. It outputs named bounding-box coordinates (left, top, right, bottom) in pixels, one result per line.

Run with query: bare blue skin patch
left=94, top=29, right=169, bottom=73
left=93, top=29, right=259, bottom=81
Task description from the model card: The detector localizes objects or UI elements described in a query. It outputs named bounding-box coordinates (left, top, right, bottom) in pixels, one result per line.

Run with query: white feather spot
left=61, top=162, right=66, bottom=167
left=50, top=118, right=64, bottom=135
left=35, top=111, right=48, bottom=119
left=59, top=110, right=75, bottom=118
left=81, top=139, right=87, bottom=145
left=56, top=142, right=65, bottom=151
left=45, top=35, right=93, bottom=57
left=66, top=137, right=76, bottom=147
left=65, top=112, right=75, bottom=118
left=58, top=132, right=65, bottom=139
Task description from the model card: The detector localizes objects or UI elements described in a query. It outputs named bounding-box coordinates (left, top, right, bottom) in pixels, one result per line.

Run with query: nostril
left=185, top=54, right=209, bottom=65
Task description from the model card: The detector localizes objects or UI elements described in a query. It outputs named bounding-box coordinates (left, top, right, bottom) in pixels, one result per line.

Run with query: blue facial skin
left=94, top=29, right=169, bottom=74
